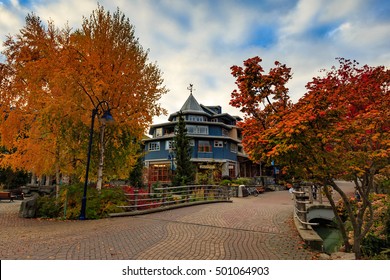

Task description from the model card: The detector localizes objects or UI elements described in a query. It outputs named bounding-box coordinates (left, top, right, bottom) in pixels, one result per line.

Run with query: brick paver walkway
left=0, top=189, right=317, bottom=260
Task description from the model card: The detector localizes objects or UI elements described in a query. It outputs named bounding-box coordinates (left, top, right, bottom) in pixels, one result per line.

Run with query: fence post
left=308, top=185, right=313, bottom=203
left=134, top=189, right=139, bottom=211
left=162, top=186, right=166, bottom=206
left=295, top=187, right=308, bottom=230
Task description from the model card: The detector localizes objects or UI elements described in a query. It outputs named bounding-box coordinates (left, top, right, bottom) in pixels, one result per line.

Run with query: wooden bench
left=256, top=186, right=265, bottom=194
left=0, top=192, right=16, bottom=202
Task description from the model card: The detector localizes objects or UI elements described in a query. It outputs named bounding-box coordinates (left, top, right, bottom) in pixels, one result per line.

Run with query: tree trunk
left=96, top=123, right=106, bottom=191
left=323, top=182, right=352, bottom=252
left=55, top=144, right=61, bottom=199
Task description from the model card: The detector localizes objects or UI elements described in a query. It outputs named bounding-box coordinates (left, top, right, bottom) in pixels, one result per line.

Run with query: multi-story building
left=143, top=91, right=260, bottom=185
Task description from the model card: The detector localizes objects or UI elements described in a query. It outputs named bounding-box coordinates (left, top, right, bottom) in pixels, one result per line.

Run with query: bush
left=35, top=183, right=127, bottom=220
left=232, top=178, right=252, bottom=185
left=219, top=179, right=231, bottom=186
left=337, top=193, right=390, bottom=259
left=36, top=195, right=61, bottom=218
left=361, top=194, right=390, bottom=258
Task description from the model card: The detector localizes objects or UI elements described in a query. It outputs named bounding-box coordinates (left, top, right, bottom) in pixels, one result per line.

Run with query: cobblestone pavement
left=0, top=189, right=319, bottom=260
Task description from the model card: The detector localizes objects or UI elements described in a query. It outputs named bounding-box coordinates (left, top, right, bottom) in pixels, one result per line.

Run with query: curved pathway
left=0, top=189, right=318, bottom=260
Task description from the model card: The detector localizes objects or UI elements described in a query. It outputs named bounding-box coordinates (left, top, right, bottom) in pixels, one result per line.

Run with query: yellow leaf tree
left=0, top=6, right=168, bottom=192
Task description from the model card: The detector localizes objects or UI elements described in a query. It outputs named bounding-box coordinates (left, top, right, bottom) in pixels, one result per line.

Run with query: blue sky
left=1, top=0, right=389, bottom=124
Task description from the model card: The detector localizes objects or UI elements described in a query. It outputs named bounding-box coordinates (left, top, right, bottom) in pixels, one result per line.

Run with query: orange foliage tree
left=0, top=15, right=79, bottom=196
left=231, top=57, right=390, bottom=259
left=0, top=6, right=167, bottom=194
left=69, top=6, right=167, bottom=190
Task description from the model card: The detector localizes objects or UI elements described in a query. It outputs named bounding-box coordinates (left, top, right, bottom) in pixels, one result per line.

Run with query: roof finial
left=187, top=83, right=194, bottom=95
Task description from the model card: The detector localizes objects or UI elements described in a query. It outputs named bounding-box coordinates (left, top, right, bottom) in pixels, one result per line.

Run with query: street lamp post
left=168, top=148, right=175, bottom=180
left=79, top=100, right=114, bottom=220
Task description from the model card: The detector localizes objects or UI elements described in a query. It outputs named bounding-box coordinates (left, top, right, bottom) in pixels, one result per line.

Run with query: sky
left=1, top=0, right=389, bottom=125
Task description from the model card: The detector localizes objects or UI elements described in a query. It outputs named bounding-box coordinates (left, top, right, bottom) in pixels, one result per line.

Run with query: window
left=165, top=140, right=174, bottom=150
left=230, top=143, right=237, bottom=153
left=214, top=140, right=223, bottom=147
left=149, top=164, right=170, bottom=182
left=229, top=164, right=236, bottom=178
left=186, top=125, right=209, bottom=135
left=189, top=139, right=195, bottom=146
left=149, top=142, right=160, bottom=151
left=189, top=115, right=204, bottom=122
left=222, top=128, right=229, bottom=136
left=197, top=126, right=208, bottom=134
left=198, top=140, right=212, bottom=152
left=154, top=128, right=163, bottom=137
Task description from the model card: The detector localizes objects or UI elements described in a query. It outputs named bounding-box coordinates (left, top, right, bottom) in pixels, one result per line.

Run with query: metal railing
left=118, top=185, right=231, bottom=212
left=293, top=185, right=322, bottom=229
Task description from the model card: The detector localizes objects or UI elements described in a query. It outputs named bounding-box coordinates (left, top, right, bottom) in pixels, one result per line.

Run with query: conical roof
left=180, top=93, right=203, bottom=112
left=168, top=93, right=209, bottom=121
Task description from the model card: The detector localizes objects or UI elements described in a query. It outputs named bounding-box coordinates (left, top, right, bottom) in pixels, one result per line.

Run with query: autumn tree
left=230, top=56, right=293, bottom=164
left=69, top=5, right=167, bottom=190
left=0, top=6, right=167, bottom=193
left=0, top=14, right=80, bottom=197
left=231, top=57, right=390, bottom=259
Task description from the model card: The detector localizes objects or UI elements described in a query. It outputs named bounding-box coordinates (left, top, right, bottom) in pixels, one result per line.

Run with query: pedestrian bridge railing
left=293, top=185, right=332, bottom=229
left=117, top=185, right=231, bottom=213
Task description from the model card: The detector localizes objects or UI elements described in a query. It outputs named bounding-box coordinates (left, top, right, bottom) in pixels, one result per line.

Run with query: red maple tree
left=231, top=57, right=390, bottom=259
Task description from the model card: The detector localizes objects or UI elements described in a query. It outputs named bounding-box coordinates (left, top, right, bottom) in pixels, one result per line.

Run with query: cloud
left=0, top=1, right=25, bottom=40
left=1, top=0, right=389, bottom=126
left=32, top=0, right=97, bottom=28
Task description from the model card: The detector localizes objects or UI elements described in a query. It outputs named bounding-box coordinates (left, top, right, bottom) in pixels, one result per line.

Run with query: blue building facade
left=143, top=92, right=259, bottom=185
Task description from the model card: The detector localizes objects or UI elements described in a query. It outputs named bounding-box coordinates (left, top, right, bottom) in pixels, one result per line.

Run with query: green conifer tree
left=172, top=111, right=195, bottom=186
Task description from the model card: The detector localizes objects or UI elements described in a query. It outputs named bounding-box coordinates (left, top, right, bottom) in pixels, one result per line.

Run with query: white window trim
left=149, top=142, right=160, bottom=151
left=165, top=140, right=174, bottom=150
left=214, top=140, right=223, bottom=147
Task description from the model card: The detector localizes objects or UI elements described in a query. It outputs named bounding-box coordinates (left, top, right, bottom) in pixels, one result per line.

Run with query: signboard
left=199, top=165, right=216, bottom=169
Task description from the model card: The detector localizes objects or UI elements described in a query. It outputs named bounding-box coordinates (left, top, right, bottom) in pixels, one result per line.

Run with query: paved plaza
left=0, top=189, right=319, bottom=260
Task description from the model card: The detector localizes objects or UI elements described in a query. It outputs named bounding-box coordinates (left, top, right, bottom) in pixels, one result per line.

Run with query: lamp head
left=100, top=109, right=114, bottom=124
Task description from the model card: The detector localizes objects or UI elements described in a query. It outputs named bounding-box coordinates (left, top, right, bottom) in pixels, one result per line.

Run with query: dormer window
left=154, top=128, right=163, bottom=137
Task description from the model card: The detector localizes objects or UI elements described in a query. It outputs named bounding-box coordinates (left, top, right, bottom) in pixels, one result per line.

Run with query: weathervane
left=187, top=83, right=195, bottom=95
